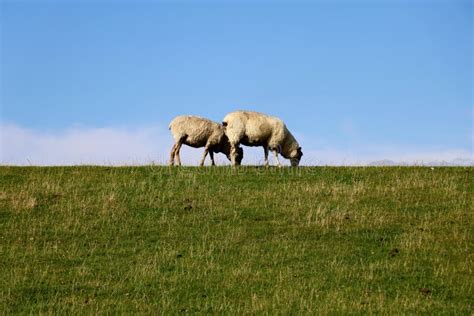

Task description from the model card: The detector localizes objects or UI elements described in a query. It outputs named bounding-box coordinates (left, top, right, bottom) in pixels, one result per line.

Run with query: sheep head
left=289, top=147, right=303, bottom=167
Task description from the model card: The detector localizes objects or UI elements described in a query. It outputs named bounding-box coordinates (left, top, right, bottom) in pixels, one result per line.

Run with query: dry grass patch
left=0, top=166, right=472, bottom=314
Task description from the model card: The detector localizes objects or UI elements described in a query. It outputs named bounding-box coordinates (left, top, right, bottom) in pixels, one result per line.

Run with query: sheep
left=169, top=115, right=243, bottom=166
left=222, top=110, right=303, bottom=167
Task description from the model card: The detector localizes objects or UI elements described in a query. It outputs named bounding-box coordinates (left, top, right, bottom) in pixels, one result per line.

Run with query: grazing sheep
left=223, top=110, right=303, bottom=167
left=169, top=115, right=243, bottom=166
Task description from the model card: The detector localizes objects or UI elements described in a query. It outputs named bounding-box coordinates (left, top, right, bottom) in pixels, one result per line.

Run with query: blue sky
left=1, top=0, right=472, bottom=165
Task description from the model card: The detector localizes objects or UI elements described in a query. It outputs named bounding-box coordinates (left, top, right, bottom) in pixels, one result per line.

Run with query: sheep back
left=169, top=115, right=225, bottom=148
left=223, top=111, right=287, bottom=147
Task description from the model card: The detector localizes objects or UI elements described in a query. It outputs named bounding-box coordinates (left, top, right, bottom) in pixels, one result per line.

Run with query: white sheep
left=222, top=110, right=303, bottom=167
left=169, top=115, right=243, bottom=166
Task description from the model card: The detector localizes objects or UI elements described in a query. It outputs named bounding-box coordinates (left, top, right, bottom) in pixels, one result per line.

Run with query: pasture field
left=0, top=166, right=472, bottom=314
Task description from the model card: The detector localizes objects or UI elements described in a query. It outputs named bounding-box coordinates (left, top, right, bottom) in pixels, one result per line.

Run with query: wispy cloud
left=302, top=147, right=473, bottom=166
left=1, top=123, right=184, bottom=166
left=1, top=123, right=472, bottom=166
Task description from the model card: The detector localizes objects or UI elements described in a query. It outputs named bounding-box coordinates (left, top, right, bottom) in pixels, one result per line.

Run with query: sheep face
left=289, top=147, right=303, bottom=167
left=220, top=142, right=243, bottom=165
left=235, top=146, right=244, bottom=165
left=225, top=146, right=244, bottom=165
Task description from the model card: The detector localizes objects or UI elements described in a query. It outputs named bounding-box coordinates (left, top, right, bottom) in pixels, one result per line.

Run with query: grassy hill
left=0, top=166, right=472, bottom=314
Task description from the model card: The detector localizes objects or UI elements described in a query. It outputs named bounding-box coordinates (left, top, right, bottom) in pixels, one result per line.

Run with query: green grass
left=0, top=166, right=472, bottom=314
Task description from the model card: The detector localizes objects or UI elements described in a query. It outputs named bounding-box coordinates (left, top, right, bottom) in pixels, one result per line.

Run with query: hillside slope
left=0, top=166, right=472, bottom=313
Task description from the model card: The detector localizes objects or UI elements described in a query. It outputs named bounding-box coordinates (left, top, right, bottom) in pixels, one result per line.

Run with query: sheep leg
left=230, top=144, right=239, bottom=167
left=175, top=141, right=183, bottom=166
left=200, top=147, right=210, bottom=167
left=272, top=149, right=282, bottom=167
left=263, top=147, right=269, bottom=167
left=209, top=151, right=216, bottom=166
left=169, top=143, right=177, bottom=166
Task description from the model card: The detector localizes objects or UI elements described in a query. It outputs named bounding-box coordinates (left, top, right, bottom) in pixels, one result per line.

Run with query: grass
left=0, top=166, right=472, bottom=314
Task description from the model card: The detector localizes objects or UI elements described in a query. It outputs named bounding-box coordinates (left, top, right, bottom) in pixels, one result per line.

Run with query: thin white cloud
left=0, top=123, right=208, bottom=166
left=302, top=147, right=474, bottom=166
left=1, top=123, right=472, bottom=166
